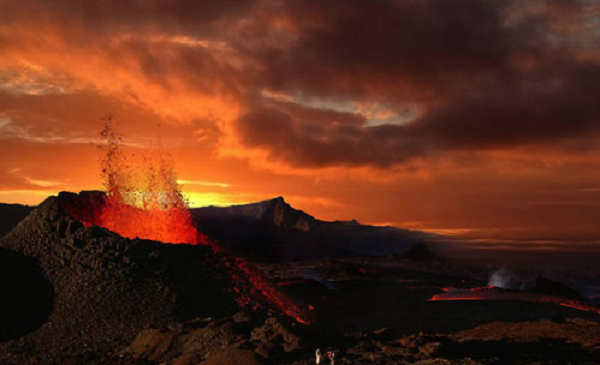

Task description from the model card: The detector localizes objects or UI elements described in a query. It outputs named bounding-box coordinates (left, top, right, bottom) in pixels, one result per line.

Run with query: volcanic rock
left=0, top=193, right=241, bottom=364
left=418, top=341, right=442, bottom=358
left=450, top=318, right=600, bottom=348
left=123, top=328, right=176, bottom=362
left=121, top=314, right=306, bottom=364
left=200, top=347, right=261, bottom=365
left=250, top=317, right=301, bottom=356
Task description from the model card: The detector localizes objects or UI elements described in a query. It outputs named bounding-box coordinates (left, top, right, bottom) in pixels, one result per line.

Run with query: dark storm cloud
left=0, top=0, right=258, bottom=38
left=238, top=58, right=600, bottom=167
left=112, top=39, right=250, bottom=97
left=546, top=0, right=584, bottom=17
left=413, top=62, right=600, bottom=151
left=252, top=0, right=519, bottom=102
left=236, top=100, right=422, bottom=167
left=2, top=0, right=598, bottom=168
left=234, top=0, right=600, bottom=167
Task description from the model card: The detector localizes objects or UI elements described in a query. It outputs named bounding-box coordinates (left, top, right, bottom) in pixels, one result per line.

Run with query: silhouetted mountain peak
left=193, top=197, right=315, bottom=232
left=334, top=219, right=361, bottom=226
left=0, top=203, right=34, bottom=239
left=270, top=196, right=286, bottom=204
left=264, top=197, right=314, bottom=231
left=531, top=276, right=584, bottom=301
left=393, top=242, right=439, bottom=262
left=1, top=192, right=431, bottom=261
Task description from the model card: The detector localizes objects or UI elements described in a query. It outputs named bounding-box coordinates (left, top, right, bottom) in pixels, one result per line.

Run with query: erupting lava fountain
left=65, top=118, right=312, bottom=324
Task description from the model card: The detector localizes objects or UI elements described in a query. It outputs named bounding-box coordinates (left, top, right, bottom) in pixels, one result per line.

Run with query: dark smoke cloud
left=0, top=0, right=259, bottom=38
left=1, top=0, right=599, bottom=168
left=253, top=0, right=518, bottom=102
left=238, top=60, right=600, bottom=167
left=232, top=0, right=600, bottom=167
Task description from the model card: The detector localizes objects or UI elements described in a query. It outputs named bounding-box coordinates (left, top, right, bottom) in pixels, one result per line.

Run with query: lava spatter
left=64, top=118, right=311, bottom=324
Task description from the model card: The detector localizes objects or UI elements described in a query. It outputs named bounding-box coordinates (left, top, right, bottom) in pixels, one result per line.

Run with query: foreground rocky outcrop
left=2, top=192, right=600, bottom=364
left=0, top=193, right=241, bottom=364
left=122, top=314, right=301, bottom=364
left=116, top=314, right=600, bottom=365
left=451, top=318, right=600, bottom=349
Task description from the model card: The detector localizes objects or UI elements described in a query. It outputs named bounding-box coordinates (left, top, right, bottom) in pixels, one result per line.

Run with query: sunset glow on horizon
left=2, top=0, right=600, bottom=243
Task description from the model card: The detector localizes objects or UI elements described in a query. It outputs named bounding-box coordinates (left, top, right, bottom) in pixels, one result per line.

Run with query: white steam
left=488, top=268, right=533, bottom=290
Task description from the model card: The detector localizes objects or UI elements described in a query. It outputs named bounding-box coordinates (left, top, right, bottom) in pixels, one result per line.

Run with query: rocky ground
left=0, top=194, right=240, bottom=364
left=2, top=193, right=600, bottom=364
left=115, top=314, right=600, bottom=365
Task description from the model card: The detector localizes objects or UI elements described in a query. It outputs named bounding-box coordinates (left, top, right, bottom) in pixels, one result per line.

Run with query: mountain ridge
left=191, top=196, right=436, bottom=260
left=0, top=203, right=34, bottom=239
left=0, top=193, right=437, bottom=261
left=194, top=196, right=316, bottom=232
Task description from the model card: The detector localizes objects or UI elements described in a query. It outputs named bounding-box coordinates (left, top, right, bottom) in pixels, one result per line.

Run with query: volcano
left=2, top=192, right=600, bottom=364
left=0, top=191, right=318, bottom=364
left=0, top=193, right=239, bottom=363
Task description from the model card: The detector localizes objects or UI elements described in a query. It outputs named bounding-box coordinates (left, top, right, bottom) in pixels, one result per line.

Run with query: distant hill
left=192, top=197, right=436, bottom=261
left=0, top=194, right=437, bottom=261
left=0, top=203, right=33, bottom=238
left=531, top=276, right=584, bottom=301
left=391, top=242, right=441, bottom=263
left=0, top=193, right=242, bottom=359
left=195, top=197, right=314, bottom=232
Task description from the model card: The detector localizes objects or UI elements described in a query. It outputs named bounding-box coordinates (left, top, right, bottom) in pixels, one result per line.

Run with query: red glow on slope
left=94, top=195, right=199, bottom=244
left=92, top=117, right=198, bottom=244
left=64, top=118, right=312, bottom=324
left=429, top=286, right=600, bottom=316
left=229, top=257, right=312, bottom=325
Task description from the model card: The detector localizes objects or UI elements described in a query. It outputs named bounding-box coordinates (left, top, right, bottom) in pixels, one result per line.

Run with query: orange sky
left=1, top=0, right=600, bottom=242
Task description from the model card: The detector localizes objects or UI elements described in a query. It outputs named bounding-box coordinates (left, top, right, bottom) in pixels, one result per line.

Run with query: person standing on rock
left=315, top=348, right=322, bottom=364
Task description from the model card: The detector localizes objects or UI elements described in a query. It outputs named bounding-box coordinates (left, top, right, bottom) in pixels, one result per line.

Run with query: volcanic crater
left=3, top=191, right=600, bottom=364
left=0, top=191, right=250, bottom=363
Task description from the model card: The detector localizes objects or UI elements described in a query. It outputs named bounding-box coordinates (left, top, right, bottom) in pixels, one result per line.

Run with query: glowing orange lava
left=64, top=118, right=312, bottom=324
left=429, top=286, right=600, bottom=316
left=89, top=117, right=199, bottom=244
left=96, top=194, right=199, bottom=244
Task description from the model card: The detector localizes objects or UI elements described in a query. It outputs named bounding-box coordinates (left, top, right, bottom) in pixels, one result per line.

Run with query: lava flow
left=429, top=286, right=600, bottom=316
left=64, top=118, right=312, bottom=325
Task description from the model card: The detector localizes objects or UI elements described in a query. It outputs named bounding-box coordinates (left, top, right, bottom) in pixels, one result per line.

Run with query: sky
left=1, top=0, right=600, bottom=243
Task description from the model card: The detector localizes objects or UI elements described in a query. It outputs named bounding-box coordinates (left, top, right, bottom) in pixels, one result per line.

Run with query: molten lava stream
left=429, top=286, right=600, bottom=316
left=65, top=194, right=312, bottom=325
left=231, top=256, right=312, bottom=325
left=64, top=119, right=312, bottom=324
